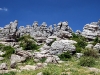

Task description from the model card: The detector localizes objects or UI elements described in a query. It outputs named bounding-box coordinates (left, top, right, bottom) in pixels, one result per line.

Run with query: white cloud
left=0, top=7, right=8, bottom=11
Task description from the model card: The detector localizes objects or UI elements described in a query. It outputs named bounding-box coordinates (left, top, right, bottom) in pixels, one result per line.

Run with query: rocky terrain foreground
left=0, top=20, right=100, bottom=75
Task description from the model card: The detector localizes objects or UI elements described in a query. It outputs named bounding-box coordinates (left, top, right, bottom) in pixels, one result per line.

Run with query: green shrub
left=71, top=33, right=86, bottom=42
left=76, top=40, right=87, bottom=49
left=23, top=58, right=35, bottom=65
left=0, top=44, right=4, bottom=50
left=43, top=64, right=63, bottom=75
left=75, top=46, right=82, bottom=53
left=93, top=36, right=100, bottom=45
left=40, top=57, right=47, bottom=63
left=0, top=71, right=16, bottom=75
left=79, top=56, right=95, bottom=67
left=18, top=35, right=39, bottom=50
left=58, top=51, right=71, bottom=61
left=83, top=49, right=99, bottom=58
left=43, top=71, right=51, bottom=75
left=72, top=33, right=87, bottom=53
left=2, top=46, right=15, bottom=58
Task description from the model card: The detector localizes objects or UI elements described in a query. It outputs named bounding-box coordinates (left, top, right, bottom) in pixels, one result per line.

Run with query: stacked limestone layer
left=16, top=21, right=73, bottom=44
left=81, top=20, right=100, bottom=40
left=0, top=20, right=18, bottom=41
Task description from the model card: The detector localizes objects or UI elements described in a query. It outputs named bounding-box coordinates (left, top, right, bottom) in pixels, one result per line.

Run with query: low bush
left=75, top=47, right=82, bottom=53
left=58, top=51, right=71, bottom=61
left=72, top=33, right=87, bottom=53
left=93, top=36, right=100, bottom=45
left=83, top=49, right=99, bottom=58
left=42, top=64, right=63, bottom=75
left=0, top=43, right=4, bottom=50
left=43, top=71, right=51, bottom=75
left=2, top=46, right=15, bottom=58
left=0, top=71, right=16, bottom=75
left=18, top=35, right=39, bottom=50
left=40, top=57, right=47, bottom=63
left=79, top=56, right=95, bottom=67
left=23, top=58, right=35, bottom=65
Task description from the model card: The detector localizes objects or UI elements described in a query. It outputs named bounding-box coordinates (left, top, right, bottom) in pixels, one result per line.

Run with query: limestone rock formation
left=82, top=20, right=100, bottom=40
left=16, top=21, right=73, bottom=44
left=0, top=63, right=7, bottom=70
left=51, top=40, right=76, bottom=55
left=0, top=20, right=18, bottom=42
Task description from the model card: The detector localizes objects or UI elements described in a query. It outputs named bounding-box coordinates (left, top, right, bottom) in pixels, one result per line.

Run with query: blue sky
left=0, top=0, right=100, bottom=31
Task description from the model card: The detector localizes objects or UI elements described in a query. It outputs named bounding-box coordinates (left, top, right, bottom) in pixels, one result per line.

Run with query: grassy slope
left=16, top=57, right=100, bottom=75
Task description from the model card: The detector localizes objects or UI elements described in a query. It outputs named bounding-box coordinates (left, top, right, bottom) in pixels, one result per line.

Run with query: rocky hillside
left=0, top=20, right=100, bottom=75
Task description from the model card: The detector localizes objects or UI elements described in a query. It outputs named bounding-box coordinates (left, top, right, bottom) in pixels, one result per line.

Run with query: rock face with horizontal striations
left=16, top=21, right=73, bottom=44
left=51, top=40, right=76, bottom=55
left=82, top=20, right=100, bottom=40
left=0, top=20, right=18, bottom=42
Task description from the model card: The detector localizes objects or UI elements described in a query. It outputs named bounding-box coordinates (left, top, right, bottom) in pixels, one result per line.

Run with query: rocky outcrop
left=10, top=50, right=33, bottom=63
left=0, top=20, right=18, bottom=42
left=51, top=40, right=76, bottom=55
left=82, top=20, right=100, bottom=40
left=16, top=21, right=73, bottom=44
left=75, top=30, right=81, bottom=35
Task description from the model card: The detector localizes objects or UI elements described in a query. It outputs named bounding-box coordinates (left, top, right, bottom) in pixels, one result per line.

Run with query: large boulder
left=10, top=61, right=17, bottom=68
left=10, top=54, right=26, bottom=63
left=45, top=55, right=60, bottom=63
left=15, top=50, right=32, bottom=58
left=93, top=43, right=100, bottom=52
left=51, top=40, right=76, bottom=55
left=85, top=44, right=93, bottom=49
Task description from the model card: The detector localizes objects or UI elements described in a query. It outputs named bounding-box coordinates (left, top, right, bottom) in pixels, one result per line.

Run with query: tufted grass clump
left=79, top=56, right=96, bottom=67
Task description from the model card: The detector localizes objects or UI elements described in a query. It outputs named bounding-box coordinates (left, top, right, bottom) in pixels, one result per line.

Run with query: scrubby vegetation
left=2, top=46, right=15, bottom=58
left=0, top=44, right=15, bottom=58
left=0, top=71, right=16, bottom=75
left=58, top=51, right=72, bottom=61
left=93, top=36, right=100, bottom=45
left=18, top=35, right=39, bottom=50
left=40, top=57, right=47, bottom=63
left=71, top=33, right=87, bottom=53
left=79, top=56, right=96, bottom=67
left=0, top=33, right=100, bottom=75
left=83, top=48, right=99, bottom=58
